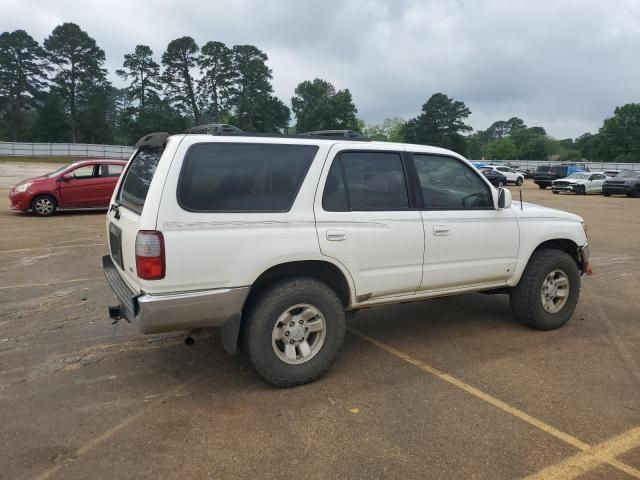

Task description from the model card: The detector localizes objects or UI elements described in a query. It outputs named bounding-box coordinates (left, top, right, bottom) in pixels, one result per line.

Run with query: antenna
left=520, top=189, right=523, bottom=210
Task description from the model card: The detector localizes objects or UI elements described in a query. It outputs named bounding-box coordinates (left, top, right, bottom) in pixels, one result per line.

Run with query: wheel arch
left=223, top=260, right=354, bottom=355
left=510, top=237, right=583, bottom=286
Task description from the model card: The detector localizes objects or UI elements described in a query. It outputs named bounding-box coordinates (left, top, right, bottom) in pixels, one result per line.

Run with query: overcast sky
left=2, top=0, right=640, bottom=138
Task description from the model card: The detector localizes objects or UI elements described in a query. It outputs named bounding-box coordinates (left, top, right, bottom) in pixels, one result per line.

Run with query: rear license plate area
left=109, top=223, right=124, bottom=270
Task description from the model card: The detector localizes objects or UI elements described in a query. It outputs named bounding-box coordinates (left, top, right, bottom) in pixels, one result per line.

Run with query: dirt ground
left=0, top=168, right=639, bottom=480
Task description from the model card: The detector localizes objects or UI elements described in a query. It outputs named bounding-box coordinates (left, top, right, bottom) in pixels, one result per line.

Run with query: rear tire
left=31, top=195, right=57, bottom=216
left=516, top=177, right=524, bottom=186
left=242, top=277, right=346, bottom=387
left=603, top=191, right=611, bottom=197
left=538, top=185, right=547, bottom=190
left=510, top=249, right=580, bottom=330
left=576, top=185, right=586, bottom=195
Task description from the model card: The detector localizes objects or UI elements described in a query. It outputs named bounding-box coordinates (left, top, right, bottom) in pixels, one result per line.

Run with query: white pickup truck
left=103, top=132, right=591, bottom=387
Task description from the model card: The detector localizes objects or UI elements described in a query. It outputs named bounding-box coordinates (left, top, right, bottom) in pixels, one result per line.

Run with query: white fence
left=474, top=159, right=640, bottom=171
left=0, top=142, right=133, bottom=159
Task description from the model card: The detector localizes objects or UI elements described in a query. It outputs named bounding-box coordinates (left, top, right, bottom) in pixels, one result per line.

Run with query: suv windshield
left=617, top=170, right=640, bottom=178
left=118, top=148, right=162, bottom=214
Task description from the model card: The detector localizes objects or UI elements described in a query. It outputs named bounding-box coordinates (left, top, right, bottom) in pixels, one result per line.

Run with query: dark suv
left=534, top=165, right=585, bottom=189
left=602, top=170, right=640, bottom=197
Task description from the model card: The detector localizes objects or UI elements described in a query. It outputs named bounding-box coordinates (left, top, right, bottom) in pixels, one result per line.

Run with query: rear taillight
left=135, top=230, right=165, bottom=280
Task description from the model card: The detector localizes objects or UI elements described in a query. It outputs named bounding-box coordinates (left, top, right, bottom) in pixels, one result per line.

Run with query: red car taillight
left=135, top=230, right=165, bottom=280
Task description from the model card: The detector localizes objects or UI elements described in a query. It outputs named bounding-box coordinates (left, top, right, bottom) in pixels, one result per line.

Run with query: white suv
left=488, top=166, right=525, bottom=186
left=103, top=132, right=591, bottom=387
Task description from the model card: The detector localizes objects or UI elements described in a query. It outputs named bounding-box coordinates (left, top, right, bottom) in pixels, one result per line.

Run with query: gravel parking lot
left=1, top=165, right=639, bottom=480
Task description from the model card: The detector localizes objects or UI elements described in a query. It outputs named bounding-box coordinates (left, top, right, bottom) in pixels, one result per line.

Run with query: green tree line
left=1, top=23, right=639, bottom=162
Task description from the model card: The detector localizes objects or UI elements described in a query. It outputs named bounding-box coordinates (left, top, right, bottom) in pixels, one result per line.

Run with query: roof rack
left=189, top=132, right=372, bottom=142
left=302, top=129, right=368, bottom=139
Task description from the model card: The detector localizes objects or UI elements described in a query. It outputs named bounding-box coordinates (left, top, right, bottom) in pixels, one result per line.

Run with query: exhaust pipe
left=184, top=328, right=212, bottom=346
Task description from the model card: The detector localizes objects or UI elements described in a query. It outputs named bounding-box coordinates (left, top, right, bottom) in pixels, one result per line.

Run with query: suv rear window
left=118, top=148, right=163, bottom=214
left=178, top=143, right=318, bottom=212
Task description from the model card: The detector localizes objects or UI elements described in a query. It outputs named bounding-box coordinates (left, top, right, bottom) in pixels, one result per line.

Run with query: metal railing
left=0, top=142, right=133, bottom=159
left=471, top=159, right=640, bottom=171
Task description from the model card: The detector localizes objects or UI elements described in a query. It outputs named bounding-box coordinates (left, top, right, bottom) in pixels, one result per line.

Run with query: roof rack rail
left=193, top=132, right=372, bottom=142
left=303, top=129, right=368, bottom=139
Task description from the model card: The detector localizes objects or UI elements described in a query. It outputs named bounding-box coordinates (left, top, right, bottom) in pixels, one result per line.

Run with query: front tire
left=538, top=184, right=547, bottom=190
left=516, top=177, right=524, bottom=186
left=31, top=195, right=57, bottom=216
left=242, top=277, right=346, bottom=387
left=576, top=185, right=586, bottom=195
left=510, top=249, right=580, bottom=330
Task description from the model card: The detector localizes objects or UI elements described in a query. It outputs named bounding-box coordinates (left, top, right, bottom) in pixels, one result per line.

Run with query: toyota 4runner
left=103, top=132, right=592, bottom=387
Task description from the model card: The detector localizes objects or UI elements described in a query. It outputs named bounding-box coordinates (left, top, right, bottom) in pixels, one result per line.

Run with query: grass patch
left=0, top=156, right=87, bottom=164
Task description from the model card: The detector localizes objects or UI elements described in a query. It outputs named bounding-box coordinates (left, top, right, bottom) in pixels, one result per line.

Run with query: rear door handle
left=326, top=229, right=347, bottom=241
left=433, top=225, right=451, bottom=236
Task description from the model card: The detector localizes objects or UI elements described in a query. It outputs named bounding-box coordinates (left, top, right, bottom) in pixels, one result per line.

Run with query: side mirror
left=497, top=187, right=512, bottom=209
left=60, top=173, right=73, bottom=182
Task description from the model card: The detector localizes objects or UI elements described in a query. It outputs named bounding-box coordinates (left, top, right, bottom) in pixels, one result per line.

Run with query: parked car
left=486, top=166, right=524, bottom=186
left=534, top=164, right=586, bottom=189
left=603, top=170, right=621, bottom=177
left=480, top=168, right=508, bottom=187
left=516, top=168, right=535, bottom=179
left=602, top=169, right=640, bottom=197
left=9, top=159, right=127, bottom=216
left=551, top=172, right=608, bottom=195
left=471, top=161, right=490, bottom=169
left=103, top=132, right=591, bottom=387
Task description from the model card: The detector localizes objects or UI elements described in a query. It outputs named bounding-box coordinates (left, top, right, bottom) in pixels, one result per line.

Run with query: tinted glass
left=551, top=166, right=567, bottom=175
left=322, top=159, right=349, bottom=211
left=178, top=143, right=317, bottom=212
left=340, top=152, right=409, bottom=210
left=413, top=154, right=492, bottom=210
left=119, top=148, right=163, bottom=214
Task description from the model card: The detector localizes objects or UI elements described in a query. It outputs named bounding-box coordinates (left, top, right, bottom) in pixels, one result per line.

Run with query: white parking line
left=0, top=243, right=103, bottom=254
left=0, top=278, right=101, bottom=291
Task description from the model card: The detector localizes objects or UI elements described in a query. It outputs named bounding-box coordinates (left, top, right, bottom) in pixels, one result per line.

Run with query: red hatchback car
left=9, top=159, right=128, bottom=216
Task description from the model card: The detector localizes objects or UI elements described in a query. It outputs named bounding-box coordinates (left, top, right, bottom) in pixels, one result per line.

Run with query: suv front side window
left=412, top=154, right=493, bottom=210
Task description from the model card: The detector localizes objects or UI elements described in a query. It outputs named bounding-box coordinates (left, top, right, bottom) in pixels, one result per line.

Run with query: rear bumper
left=102, top=255, right=249, bottom=334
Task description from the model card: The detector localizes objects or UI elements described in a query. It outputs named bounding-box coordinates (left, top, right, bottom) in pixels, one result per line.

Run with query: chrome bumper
left=102, top=255, right=249, bottom=334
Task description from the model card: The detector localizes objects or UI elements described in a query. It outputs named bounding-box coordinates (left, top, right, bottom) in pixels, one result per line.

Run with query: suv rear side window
left=119, top=148, right=163, bottom=214
left=178, top=143, right=318, bottom=212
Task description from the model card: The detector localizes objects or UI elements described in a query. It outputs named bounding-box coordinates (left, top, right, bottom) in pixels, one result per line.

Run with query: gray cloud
left=2, top=0, right=640, bottom=137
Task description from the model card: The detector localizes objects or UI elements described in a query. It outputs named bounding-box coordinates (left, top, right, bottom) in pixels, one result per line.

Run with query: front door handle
left=433, top=225, right=451, bottom=236
left=326, top=229, right=347, bottom=241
